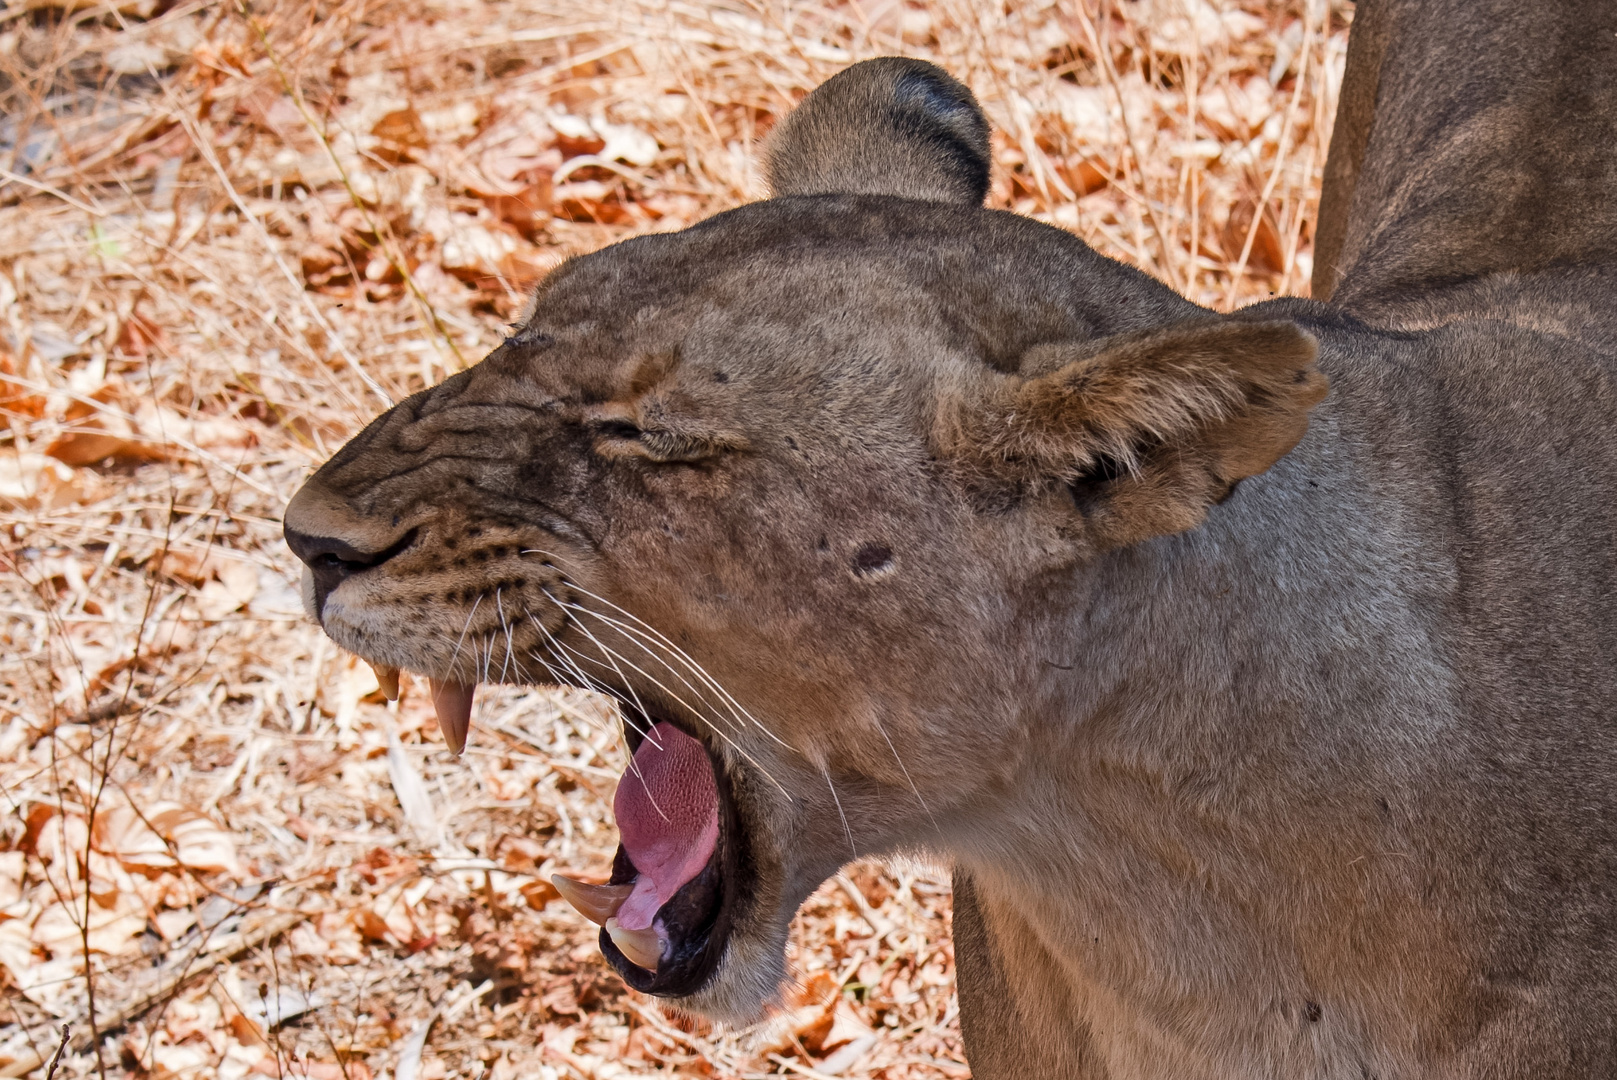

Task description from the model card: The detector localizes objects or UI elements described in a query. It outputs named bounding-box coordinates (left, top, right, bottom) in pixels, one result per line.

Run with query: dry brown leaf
left=439, top=220, right=524, bottom=281
left=553, top=116, right=606, bottom=158
left=491, top=833, right=544, bottom=869
left=93, top=801, right=242, bottom=876
left=114, top=312, right=170, bottom=358
left=44, top=430, right=165, bottom=467
left=197, top=560, right=259, bottom=619
left=806, top=997, right=875, bottom=1060
left=300, top=244, right=350, bottom=290
left=0, top=350, right=45, bottom=424
left=31, top=892, right=148, bottom=960
left=93, top=804, right=174, bottom=870
left=498, top=247, right=561, bottom=290
left=519, top=879, right=560, bottom=911
left=153, top=805, right=241, bottom=874
left=482, top=175, right=553, bottom=240
left=1068, top=159, right=1110, bottom=197
left=0, top=853, right=23, bottom=908
left=373, top=107, right=430, bottom=164
left=45, top=383, right=167, bottom=467
left=250, top=1058, right=370, bottom=1080
left=553, top=180, right=632, bottom=225
left=1224, top=196, right=1288, bottom=275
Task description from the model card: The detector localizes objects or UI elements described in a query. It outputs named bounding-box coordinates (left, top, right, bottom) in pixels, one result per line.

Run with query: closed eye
left=594, top=418, right=644, bottom=440
left=591, top=422, right=746, bottom=463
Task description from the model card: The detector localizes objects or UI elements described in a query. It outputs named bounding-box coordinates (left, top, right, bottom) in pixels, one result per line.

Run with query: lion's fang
left=552, top=875, right=634, bottom=925
left=428, top=678, right=476, bottom=755
left=368, top=662, right=400, bottom=701
left=605, top=916, right=662, bottom=971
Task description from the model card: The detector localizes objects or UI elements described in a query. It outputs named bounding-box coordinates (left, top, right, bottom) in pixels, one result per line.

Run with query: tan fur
left=285, top=45, right=1617, bottom=1078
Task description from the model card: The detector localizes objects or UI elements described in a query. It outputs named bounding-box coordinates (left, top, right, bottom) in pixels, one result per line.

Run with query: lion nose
left=283, top=480, right=415, bottom=617
left=285, top=525, right=401, bottom=593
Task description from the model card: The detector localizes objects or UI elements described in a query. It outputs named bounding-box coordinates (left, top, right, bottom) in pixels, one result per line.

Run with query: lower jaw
left=600, top=843, right=729, bottom=995
left=598, top=719, right=749, bottom=997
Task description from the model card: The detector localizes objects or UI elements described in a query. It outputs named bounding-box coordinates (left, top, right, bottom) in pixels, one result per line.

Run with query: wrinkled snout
left=276, top=375, right=583, bottom=705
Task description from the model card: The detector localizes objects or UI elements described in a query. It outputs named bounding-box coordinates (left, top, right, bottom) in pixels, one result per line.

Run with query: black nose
left=283, top=524, right=415, bottom=616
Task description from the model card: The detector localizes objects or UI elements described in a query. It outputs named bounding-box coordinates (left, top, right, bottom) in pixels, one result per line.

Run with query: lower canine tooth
left=605, top=917, right=662, bottom=971
left=428, top=679, right=476, bottom=754
left=368, top=662, right=400, bottom=701
left=552, top=875, right=634, bottom=926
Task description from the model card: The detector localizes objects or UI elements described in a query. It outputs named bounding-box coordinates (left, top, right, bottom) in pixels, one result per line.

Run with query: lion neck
left=941, top=378, right=1461, bottom=1055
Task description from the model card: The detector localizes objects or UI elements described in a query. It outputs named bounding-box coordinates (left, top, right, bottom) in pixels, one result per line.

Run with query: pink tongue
left=612, top=722, right=720, bottom=931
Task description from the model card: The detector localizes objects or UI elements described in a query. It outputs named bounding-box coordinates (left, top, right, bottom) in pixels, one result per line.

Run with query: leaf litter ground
left=0, top=0, right=1348, bottom=1075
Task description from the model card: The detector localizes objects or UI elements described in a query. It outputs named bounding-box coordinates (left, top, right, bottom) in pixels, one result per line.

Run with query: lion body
left=284, top=3, right=1617, bottom=1073
left=954, top=299, right=1617, bottom=1076
left=1313, top=0, right=1617, bottom=305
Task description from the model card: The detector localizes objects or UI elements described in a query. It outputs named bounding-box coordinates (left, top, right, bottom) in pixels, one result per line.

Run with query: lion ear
left=765, top=57, right=991, bottom=206
left=944, top=319, right=1328, bottom=550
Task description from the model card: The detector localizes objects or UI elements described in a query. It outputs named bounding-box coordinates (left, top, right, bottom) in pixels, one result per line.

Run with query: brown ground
left=0, top=1, right=1349, bottom=1076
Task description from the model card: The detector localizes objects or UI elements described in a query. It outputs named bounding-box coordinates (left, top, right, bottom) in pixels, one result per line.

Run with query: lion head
left=283, top=57, right=1324, bottom=1020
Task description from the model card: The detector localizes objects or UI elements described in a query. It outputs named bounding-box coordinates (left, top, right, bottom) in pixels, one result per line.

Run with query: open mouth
left=572, top=717, right=743, bottom=995
left=373, top=660, right=743, bottom=998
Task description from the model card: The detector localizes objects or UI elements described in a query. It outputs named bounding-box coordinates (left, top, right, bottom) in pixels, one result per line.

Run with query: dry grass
left=0, top=0, right=1350, bottom=1076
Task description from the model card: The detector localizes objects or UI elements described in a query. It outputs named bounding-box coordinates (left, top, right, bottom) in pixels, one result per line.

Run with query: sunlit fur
left=285, top=34, right=1617, bottom=1076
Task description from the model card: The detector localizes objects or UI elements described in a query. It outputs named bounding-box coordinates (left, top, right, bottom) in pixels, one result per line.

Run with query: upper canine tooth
left=368, top=662, right=400, bottom=701
left=429, top=679, right=476, bottom=754
left=551, top=875, right=634, bottom=925
left=605, top=916, right=662, bottom=971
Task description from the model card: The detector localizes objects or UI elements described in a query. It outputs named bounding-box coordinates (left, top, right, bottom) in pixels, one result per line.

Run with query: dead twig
left=42, top=1026, right=70, bottom=1080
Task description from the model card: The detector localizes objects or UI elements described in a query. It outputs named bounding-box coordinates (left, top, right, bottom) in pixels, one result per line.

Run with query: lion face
left=283, top=59, right=1325, bottom=1019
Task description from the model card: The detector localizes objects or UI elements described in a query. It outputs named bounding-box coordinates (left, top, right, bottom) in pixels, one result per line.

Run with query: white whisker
left=520, top=549, right=792, bottom=750
left=560, top=580, right=791, bottom=750
left=542, top=605, right=734, bottom=738
left=546, top=622, right=704, bottom=753
left=544, top=603, right=792, bottom=798
left=553, top=600, right=664, bottom=747
left=526, top=613, right=661, bottom=748
left=524, top=640, right=604, bottom=715
left=557, top=594, right=780, bottom=752
left=514, top=549, right=793, bottom=799
left=519, top=547, right=783, bottom=746
left=546, top=604, right=792, bottom=798
left=558, top=602, right=743, bottom=737
left=445, top=592, right=484, bottom=681
left=871, top=714, right=939, bottom=837
left=496, top=588, right=517, bottom=685
left=523, top=615, right=663, bottom=808
left=823, top=763, right=857, bottom=862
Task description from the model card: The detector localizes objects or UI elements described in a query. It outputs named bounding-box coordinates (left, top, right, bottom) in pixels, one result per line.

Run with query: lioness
left=284, top=0, right=1617, bottom=1071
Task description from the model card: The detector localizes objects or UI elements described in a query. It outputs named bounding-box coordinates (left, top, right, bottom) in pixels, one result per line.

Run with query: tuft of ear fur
left=765, top=57, right=991, bottom=205
left=943, top=319, right=1327, bottom=549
